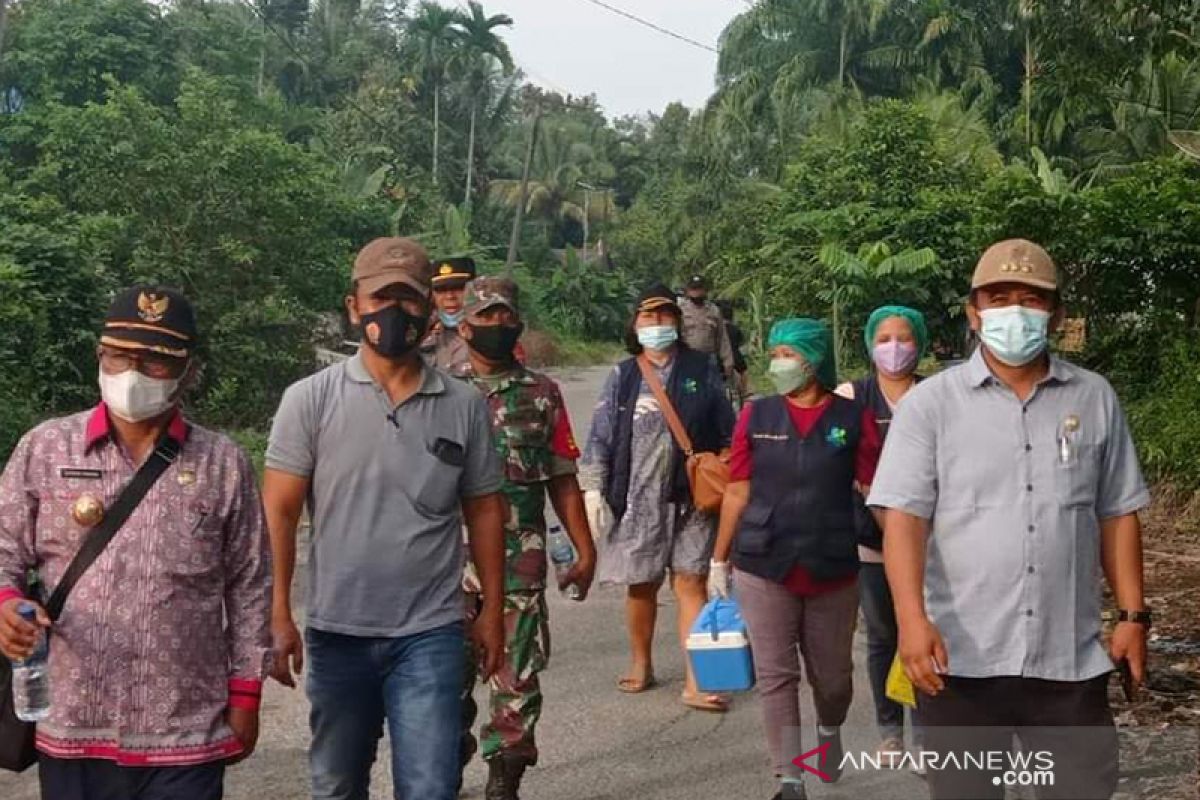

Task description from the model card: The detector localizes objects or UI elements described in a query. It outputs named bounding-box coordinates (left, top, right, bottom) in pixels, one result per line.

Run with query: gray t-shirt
left=266, top=353, right=503, bottom=638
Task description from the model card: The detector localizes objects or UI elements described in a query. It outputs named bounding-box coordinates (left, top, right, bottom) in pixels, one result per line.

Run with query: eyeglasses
left=97, top=348, right=187, bottom=379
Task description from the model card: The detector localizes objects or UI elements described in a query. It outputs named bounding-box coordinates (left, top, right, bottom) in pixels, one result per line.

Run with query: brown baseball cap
left=352, top=237, right=433, bottom=297
left=464, top=276, right=519, bottom=316
left=971, top=239, right=1058, bottom=292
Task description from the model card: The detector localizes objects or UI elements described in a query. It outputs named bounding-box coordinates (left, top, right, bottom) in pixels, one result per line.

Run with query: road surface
left=1, top=364, right=921, bottom=800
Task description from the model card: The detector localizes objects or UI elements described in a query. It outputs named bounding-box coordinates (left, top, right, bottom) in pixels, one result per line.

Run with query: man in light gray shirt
left=263, top=237, right=507, bottom=800
left=869, top=239, right=1150, bottom=800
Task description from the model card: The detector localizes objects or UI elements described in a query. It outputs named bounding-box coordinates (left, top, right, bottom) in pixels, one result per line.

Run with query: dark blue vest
left=604, top=349, right=729, bottom=519
left=732, top=394, right=861, bottom=583
left=850, top=374, right=921, bottom=550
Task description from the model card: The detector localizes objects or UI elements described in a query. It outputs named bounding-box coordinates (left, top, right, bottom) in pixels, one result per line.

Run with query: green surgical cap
left=767, top=318, right=837, bottom=389
left=864, top=305, right=929, bottom=360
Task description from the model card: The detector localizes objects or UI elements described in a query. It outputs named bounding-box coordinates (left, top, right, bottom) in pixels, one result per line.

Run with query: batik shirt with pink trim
left=0, top=404, right=272, bottom=766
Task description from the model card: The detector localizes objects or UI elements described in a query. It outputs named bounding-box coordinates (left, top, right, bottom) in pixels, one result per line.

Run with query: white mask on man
left=98, top=368, right=182, bottom=423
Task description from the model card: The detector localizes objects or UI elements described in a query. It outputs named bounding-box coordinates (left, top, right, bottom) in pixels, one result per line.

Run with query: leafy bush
left=1119, top=333, right=1200, bottom=491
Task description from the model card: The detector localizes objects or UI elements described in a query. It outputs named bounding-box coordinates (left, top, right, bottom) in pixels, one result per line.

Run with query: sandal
left=680, top=690, right=730, bottom=712
left=617, top=668, right=657, bottom=694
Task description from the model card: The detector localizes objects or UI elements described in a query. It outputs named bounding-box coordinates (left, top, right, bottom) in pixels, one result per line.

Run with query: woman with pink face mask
left=834, top=304, right=928, bottom=769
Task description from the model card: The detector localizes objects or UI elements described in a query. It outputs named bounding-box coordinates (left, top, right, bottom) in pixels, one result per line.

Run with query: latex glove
left=707, top=560, right=731, bottom=599
left=584, top=490, right=613, bottom=540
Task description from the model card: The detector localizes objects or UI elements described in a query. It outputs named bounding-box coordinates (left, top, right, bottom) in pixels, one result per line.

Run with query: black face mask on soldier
left=469, top=322, right=524, bottom=362
left=688, top=295, right=706, bottom=306
left=360, top=304, right=428, bottom=359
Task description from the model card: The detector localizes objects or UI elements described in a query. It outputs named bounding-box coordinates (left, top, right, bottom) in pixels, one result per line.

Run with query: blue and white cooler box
left=686, top=597, right=756, bottom=692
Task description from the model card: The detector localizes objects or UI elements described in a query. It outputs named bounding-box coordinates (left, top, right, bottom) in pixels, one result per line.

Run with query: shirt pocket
left=166, top=500, right=224, bottom=578
left=1055, top=441, right=1101, bottom=509
left=38, top=490, right=97, bottom=562
left=735, top=501, right=775, bottom=556
left=413, top=435, right=466, bottom=516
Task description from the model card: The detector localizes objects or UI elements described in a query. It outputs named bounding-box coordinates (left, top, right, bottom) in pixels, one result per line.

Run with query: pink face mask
left=872, top=341, right=918, bottom=376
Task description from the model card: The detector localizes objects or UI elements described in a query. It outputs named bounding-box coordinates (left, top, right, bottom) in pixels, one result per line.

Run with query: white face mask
left=98, top=368, right=182, bottom=423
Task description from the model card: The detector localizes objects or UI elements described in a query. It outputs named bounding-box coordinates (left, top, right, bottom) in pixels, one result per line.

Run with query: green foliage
left=3, top=0, right=1200, bottom=494
left=1119, top=334, right=1200, bottom=490
left=514, top=250, right=632, bottom=342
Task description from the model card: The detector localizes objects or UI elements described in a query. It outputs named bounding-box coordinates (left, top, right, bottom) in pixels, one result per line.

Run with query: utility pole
left=0, top=0, right=10, bottom=64
left=577, top=181, right=595, bottom=257
left=505, top=104, right=541, bottom=275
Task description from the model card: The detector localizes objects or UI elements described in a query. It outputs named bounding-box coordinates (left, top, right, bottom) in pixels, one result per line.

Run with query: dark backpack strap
left=44, top=433, right=181, bottom=622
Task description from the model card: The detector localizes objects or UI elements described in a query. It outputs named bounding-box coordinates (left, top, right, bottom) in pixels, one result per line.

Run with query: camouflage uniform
left=679, top=296, right=736, bottom=378
left=457, top=314, right=580, bottom=768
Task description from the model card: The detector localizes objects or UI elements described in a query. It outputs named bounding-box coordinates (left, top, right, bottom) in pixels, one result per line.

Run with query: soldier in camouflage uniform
left=456, top=275, right=597, bottom=800
left=421, top=256, right=476, bottom=372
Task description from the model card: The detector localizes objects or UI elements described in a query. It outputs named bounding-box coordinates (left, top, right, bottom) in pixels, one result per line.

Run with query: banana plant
left=816, top=241, right=940, bottom=369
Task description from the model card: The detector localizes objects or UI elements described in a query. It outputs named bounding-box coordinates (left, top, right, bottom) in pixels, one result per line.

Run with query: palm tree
left=452, top=1, right=513, bottom=208
left=254, top=0, right=308, bottom=98
left=489, top=126, right=616, bottom=245
left=408, top=2, right=463, bottom=186
left=711, top=0, right=900, bottom=171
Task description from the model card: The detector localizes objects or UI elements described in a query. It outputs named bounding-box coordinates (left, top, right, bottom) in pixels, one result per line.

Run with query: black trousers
left=917, top=675, right=1117, bottom=800
left=38, top=756, right=225, bottom=800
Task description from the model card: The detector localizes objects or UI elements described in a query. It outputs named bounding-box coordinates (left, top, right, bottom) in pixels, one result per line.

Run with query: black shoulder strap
left=44, top=432, right=181, bottom=621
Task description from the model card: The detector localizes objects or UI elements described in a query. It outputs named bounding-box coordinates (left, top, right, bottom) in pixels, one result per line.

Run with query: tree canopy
left=2, top=0, right=1200, bottom=487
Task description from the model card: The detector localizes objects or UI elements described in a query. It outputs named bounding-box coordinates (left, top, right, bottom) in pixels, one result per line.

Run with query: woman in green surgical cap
left=709, top=319, right=884, bottom=800
left=834, top=305, right=927, bottom=767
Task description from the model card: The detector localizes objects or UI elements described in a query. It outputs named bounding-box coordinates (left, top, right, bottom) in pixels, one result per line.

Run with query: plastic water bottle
left=547, top=524, right=582, bottom=601
left=12, top=603, right=50, bottom=722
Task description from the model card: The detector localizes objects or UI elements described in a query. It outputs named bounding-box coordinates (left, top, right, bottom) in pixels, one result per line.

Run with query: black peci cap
left=686, top=274, right=709, bottom=290
left=100, top=286, right=197, bottom=359
left=431, top=257, right=477, bottom=290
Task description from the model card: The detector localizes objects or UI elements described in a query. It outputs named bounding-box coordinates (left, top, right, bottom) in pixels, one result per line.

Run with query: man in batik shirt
left=0, top=286, right=272, bottom=800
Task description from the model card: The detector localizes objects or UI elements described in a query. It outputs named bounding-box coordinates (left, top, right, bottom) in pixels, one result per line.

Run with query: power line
left=576, top=0, right=719, bottom=54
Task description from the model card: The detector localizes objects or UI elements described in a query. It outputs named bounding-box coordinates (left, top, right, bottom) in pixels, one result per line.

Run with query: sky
left=476, top=0, right=745, bottom=119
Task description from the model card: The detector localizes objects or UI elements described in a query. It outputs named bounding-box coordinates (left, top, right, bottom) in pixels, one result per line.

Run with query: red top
left=729, top=396, right=882, bottom=596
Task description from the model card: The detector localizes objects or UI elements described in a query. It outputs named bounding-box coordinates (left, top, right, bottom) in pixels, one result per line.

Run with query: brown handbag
left=636, top=356, right=730, bottom=514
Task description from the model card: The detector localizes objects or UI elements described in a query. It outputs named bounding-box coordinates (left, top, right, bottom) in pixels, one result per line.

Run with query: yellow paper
left=885, top=654, right=917, bottom=707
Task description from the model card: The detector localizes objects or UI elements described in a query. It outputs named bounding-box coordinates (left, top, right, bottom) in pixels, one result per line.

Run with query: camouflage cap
left=464, top=275, right=520, bottom=316
left=972, top=239, right=1058, bottom=292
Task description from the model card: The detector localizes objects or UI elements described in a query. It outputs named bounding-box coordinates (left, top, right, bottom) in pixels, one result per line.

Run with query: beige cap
left=352, top=237, right=432, bottom=296
left=971, top=239, right=1057, bottom=292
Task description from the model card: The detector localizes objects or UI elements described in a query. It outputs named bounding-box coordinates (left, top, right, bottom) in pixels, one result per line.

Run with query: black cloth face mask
left=688, top=295, right=706, bottom=306
left=360, top=305, right=428, bottom=358
left=468, top=322, right=524, bottom=362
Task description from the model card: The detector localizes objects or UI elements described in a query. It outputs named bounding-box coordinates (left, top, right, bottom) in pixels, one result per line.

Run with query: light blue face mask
left=979, top=306, right=1051, bottom=366
left=439, top=309, right=464, bottom=329
left=636, top=324, right=678, bottom=352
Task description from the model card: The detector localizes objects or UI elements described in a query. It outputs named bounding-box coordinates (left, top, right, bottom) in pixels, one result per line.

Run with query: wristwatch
left=1117, top=609, right=1153, bottom=628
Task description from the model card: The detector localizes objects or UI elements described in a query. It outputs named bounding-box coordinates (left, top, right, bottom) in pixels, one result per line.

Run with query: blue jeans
left=859, top=563, right=922, bottom=744
left=306, top=622, right=466, bottom=800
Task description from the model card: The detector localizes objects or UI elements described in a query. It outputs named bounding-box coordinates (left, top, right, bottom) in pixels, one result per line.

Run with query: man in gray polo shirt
left=262, top=237, right=506, bottom=800
left=869, top=239, right=1150, bottom=800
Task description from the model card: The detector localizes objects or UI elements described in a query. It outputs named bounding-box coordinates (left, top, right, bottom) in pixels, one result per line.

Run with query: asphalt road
left=1, top=364, right=923, bottom=800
